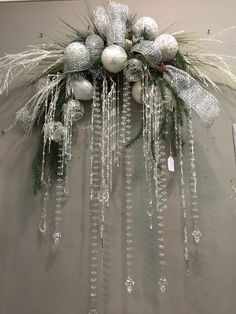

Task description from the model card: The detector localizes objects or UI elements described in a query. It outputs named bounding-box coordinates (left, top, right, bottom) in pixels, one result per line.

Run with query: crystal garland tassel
left=187, top=111, right=202, bottom=244
left=88, top=77, right=102, bottom=314
left=122, top=79, right=135, bottom=294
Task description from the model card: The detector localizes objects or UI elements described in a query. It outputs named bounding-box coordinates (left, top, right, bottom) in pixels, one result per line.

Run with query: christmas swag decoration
left=0, top=2, right=236, bottom=313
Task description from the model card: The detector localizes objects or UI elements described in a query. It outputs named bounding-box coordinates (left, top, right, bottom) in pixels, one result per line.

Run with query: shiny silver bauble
left=71, top=77, right=93, bottom=101
left=85, top=34, right=104, bottom=60
left=65, top=99, right=85, bottom=122
left=124, top=58, right=144, bottom=82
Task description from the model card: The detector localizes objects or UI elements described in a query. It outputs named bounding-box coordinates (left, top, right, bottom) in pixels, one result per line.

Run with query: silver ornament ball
left=44, top=121, right=66, bottom=142
left=71, top=77, right=93, bottom=101
left=65, top=99, right=85, bottom=122
left=133, top=17, right=158, bottom=40
left=101, top=44, right=128, bottom=73
left=64, top=42, right=90, bottom=73
left=85, top=34, right=104, bottom=60
left=132, top=81, right=143, bottom=104
left=124, top=58, right=144, bottom=82
left=155, top=34, right=178, bottom=62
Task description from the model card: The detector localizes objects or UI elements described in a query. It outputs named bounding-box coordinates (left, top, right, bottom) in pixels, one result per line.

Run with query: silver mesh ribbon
left=164, top=65, right=220, bottom=127
left=131, top=41, right=162, bottom=65
left=106, top=1, right=129, bottom=45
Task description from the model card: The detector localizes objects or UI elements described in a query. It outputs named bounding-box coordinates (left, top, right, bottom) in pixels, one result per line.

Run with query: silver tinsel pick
left=164, top=65, right=221, bottom=127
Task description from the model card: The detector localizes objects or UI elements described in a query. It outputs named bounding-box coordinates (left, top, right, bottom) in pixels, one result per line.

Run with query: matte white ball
left=132, top=81, right=143, bottom=104
left=133, top=17, right=158, bottom=40
left=155, top=34, right=178, bottom=62
left=64, top=42, right=90, bottom=72
left=71, top=78, right=93, bottom=101
left=101, top=45, right=128, bottom=73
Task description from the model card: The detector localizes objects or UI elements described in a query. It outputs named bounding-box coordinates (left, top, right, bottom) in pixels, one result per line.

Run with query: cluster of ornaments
left=46, top=1, right=179, bottom=142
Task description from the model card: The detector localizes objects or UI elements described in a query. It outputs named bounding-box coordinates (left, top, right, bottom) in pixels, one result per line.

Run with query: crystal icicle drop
left=88, top=77, right=102, bottom=314
left=123, top=79, right=135, bottom=294
left=187, top=111, right=202, bottom=244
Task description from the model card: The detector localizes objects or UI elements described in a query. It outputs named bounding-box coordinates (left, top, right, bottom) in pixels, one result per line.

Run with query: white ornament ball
left=132, top=81, right=143, bottom=104
left=101, top=45, right=128, bottom=73
left=44, top=122, right=66, bottom=142
left=71, top=77, right=93, bottom=101
left=155, top=34, right=178, bottom=62
left=64, top=42, right=90, bottom=72
left=133, top=17, right=158, bottom=40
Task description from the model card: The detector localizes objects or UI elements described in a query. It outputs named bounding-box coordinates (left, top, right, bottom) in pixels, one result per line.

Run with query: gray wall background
left=1, top=1, right=236, bottom=314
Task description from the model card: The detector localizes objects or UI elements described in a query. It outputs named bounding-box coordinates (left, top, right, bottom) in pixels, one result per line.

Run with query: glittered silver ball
left=64, top=42, right=91, bottom=73
left=132, top=81, right=143, bottom=104
left=155, top=34, right=178, bottom=62
left=44, top=122, right=66, bottom=142
left=65, top=99, right=84, bottom=122
left=132, top=40, right=162, bottom=65
left=101, top=44, right=128, bottom=73
left=93, top=6, right=109, bottom=38
left=71, top=77, right=93, bottom=101
left=124, top=58, right=144, bottom=82
left=85, top=34, right=104, bottom=60
left=133, top=17, right=158, bottom=40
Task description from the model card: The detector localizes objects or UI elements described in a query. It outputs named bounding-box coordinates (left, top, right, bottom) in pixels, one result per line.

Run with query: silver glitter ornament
left=101, top=44, right=128, bottom=73
left=93, top=6, right=109, bottom=38
left=64, top=42, right=90, bottom=73
left=132, top=40, right=162, bottom=65
left=85, top=34, right=104, bottom=61
left=64, top=99, right=84, bottom=122
left=71, top=77, right=93, bottom=101
left=155, top=34, right=178, bottom=62
left=44, top=121, right=66, bottom=142
left=132, top=81, right=143, bottom=104
left=133, top=17, right=158, bottom=40
left=124, top=58, right=144, bottom=82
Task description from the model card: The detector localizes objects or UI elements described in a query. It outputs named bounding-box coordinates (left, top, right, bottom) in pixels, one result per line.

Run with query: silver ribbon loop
left=164, top=65, right=221, bottom=127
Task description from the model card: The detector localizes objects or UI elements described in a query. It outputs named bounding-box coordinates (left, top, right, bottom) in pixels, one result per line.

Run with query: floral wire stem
left=187, top=110, right=202, bottom=244
left=88, top=77, right=102, bottom=314
left=123, top=79, right=135, bottom=294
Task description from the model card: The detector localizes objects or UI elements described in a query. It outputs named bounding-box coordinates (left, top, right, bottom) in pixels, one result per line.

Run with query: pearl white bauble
left=71, top=77, right=93, bottom=101
left=101, top=45, right=128, bottom=73
left=132, top=81, right=143, bottom=104
left=133, top=17, right=158, bottom=40
left=155, top=34, right=178, bottom=62
left=64, top=42, right=90, bottom=72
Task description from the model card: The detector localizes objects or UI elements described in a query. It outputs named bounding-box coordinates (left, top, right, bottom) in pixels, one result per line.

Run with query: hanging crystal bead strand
left=122, top=79, right=135, bottom=294
left=39, top=176, right=50, bottom=234
left=177, top=125, right=190, bottom=275
left=187, top=111, right=202, bottom=244
left=52, top=141, right=65, bottom=251
left=88, top=77, right=102, bottom=314
left=153, top=85, right=168, bottom=294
